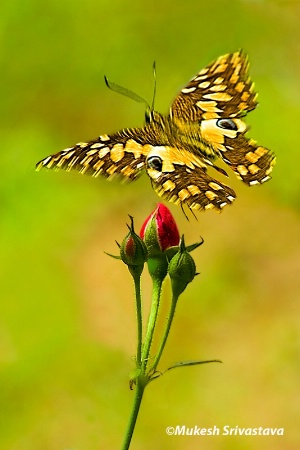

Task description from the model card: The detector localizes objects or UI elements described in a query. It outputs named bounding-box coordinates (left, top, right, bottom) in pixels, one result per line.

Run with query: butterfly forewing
left=171, top=50, right=257, bottom=122
left=36, top=128, right=153, bottom=181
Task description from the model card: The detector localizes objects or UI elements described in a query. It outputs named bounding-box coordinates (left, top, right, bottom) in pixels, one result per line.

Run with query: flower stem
left=121, top=377, right=146, bottom=450
left=141, top=278, right=163, bottom=370
left=151, top=294, right=179, bottom=372
left=133, top=272, right=143, bottom=366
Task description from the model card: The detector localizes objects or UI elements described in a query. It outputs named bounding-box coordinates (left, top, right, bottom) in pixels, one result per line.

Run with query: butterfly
left=36, top=50, right=275, bottom=211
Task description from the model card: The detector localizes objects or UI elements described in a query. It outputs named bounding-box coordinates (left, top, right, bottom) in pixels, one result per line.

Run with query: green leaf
left=165, top=359, right=222, bottom=372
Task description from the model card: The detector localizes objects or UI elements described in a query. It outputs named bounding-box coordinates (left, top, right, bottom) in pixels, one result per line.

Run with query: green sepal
left=185, top=237, right=204, bottom=252
left=165, top=237, right=204, bottom=261
left=104, top=251, right=122, bottom=260
left=142, top=213, right=163, bottom=257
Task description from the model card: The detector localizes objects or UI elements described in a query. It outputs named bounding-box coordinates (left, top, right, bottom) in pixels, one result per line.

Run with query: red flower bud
left=119, top=216, right=148, bottom=278
left=140, top=203, right=180, bottom=253
left=124, top=236, right=136, bottom=260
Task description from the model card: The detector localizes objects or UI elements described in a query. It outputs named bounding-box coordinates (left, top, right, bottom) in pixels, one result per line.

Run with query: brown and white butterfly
left=36, top=50, right=275, bottom=211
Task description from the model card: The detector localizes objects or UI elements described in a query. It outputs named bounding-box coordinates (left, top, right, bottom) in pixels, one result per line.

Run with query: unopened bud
left=119, top=216, right=148, bottom=277
left=168, top=236, right=197, bottom=298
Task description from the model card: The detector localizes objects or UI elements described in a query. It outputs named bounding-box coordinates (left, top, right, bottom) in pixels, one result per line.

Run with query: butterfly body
left=36, top=50, right=275, bottom=211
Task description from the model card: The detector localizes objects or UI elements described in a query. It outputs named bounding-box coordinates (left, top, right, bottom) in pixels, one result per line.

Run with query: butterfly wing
left=219, top=134, right=276, bottom=185
left=146, top=145, right=236, bottom=211
left=170, top=50, right=275, bottom=185
left=171, top=50, right=257, bottom=122
left=36, top=128, right=154, bottom=181
left=37, top=51, right=275, bottom=211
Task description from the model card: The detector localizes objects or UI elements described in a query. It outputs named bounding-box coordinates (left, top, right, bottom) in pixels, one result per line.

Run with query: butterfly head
left=145, top=108, right=163, bottom=125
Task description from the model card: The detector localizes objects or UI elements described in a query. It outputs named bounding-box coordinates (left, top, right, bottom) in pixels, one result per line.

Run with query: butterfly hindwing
left=196, top=117, right=276, bottom=185
left=220, top=134, right=276, bottom=185
left=146, top=145, right=236, bottom=211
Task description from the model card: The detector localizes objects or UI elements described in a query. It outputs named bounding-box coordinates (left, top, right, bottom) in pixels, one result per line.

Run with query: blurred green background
left=1, top=0, right=299, bottom=449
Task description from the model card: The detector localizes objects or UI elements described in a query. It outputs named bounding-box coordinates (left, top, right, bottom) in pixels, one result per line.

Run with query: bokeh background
left=1, top=0, right=299, bottom=449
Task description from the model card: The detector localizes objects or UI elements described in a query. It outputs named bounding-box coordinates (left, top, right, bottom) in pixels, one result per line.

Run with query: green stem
left=141, top=278, right=163, bottom=370
left=133, top=273, right=143, bottom=366
left=121, top=378, right=146, bottom=450
left=151, top=294, right=179, bottom=372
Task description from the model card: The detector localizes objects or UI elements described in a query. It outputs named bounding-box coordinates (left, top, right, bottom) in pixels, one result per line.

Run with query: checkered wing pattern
left=170, top=50, right=275, bottom=190
left=36, top=51, right=275, bottom=212
left=171, top=50, right=257, bottom=122
left=36, top=128, right=152, bottom=181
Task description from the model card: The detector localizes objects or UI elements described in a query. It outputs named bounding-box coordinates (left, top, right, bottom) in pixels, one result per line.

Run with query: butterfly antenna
left=181, top=203, right=198, bottom=221
left=190, top=207, right=198, bottom=221
left=181, top=203, right=190, bottom=221
left=151, top=61, right=157, bottom=111
left=104, top=76, right=150, bottom=107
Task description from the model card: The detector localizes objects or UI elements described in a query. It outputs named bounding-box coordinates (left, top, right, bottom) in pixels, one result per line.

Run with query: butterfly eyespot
left=216, top=119, right=238, bottom=131
left=147, top=155, right=163, bottom=172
